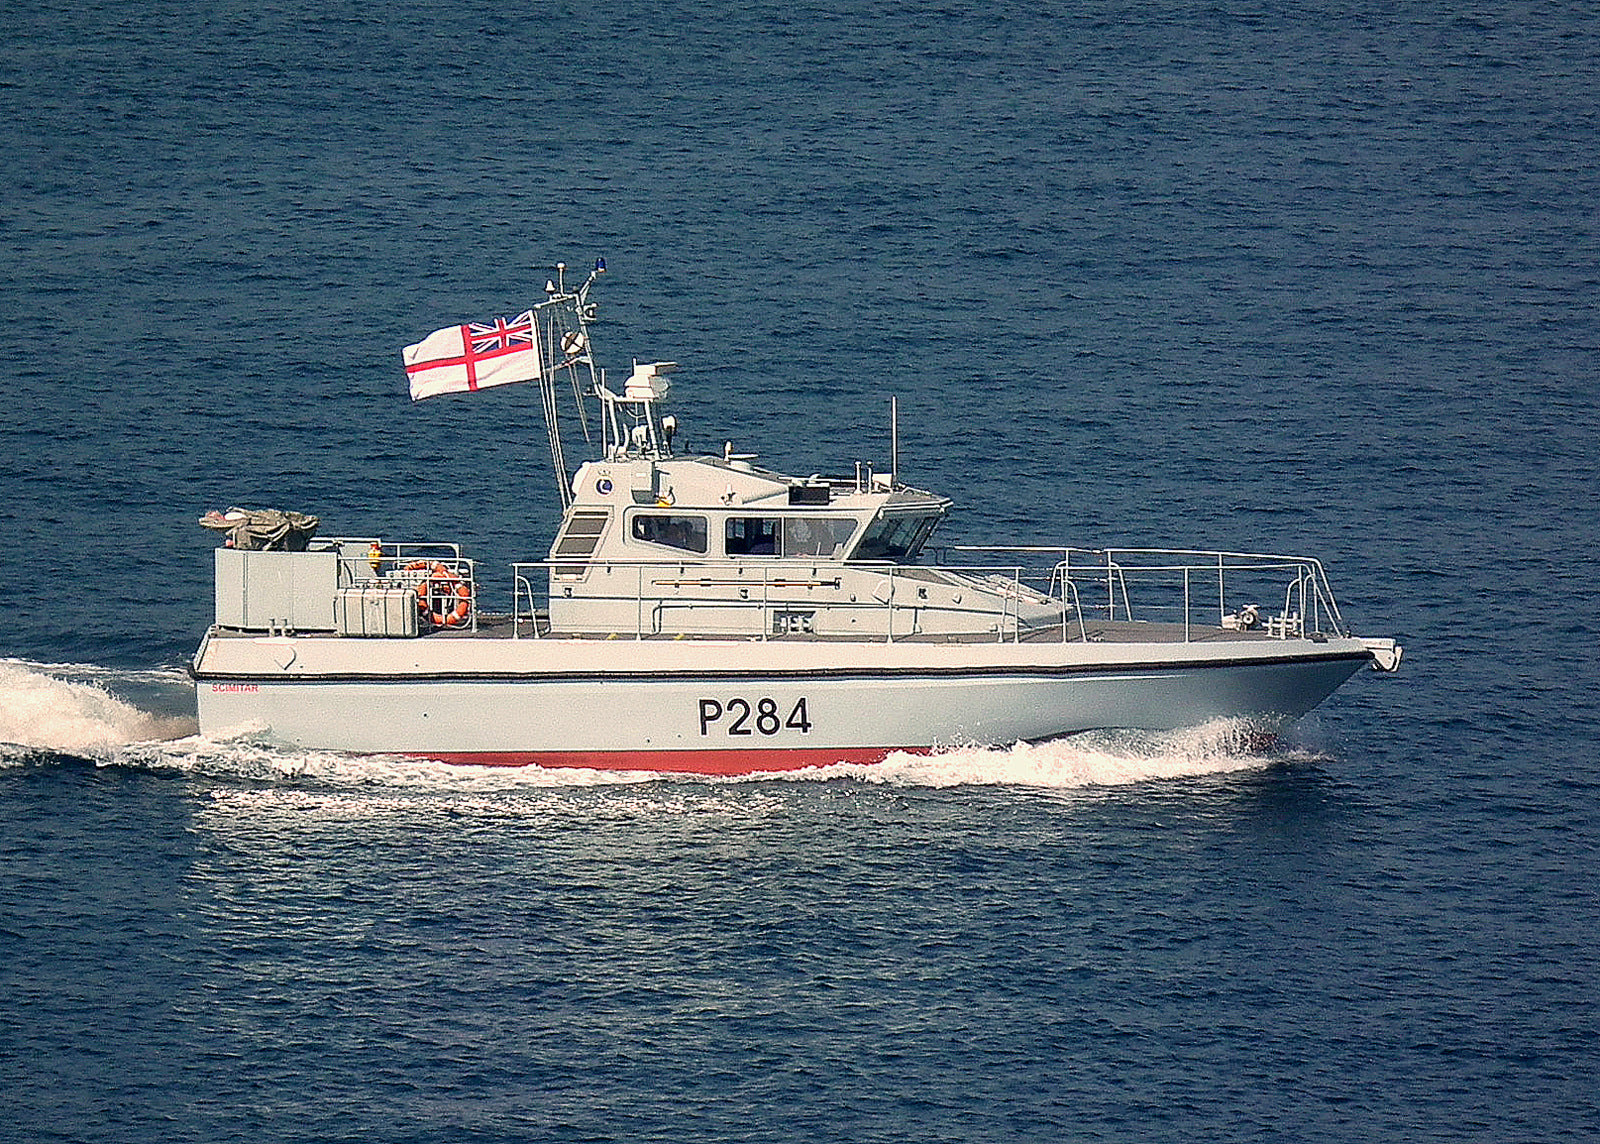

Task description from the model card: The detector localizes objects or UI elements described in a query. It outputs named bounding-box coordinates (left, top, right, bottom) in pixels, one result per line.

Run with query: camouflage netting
left=198, top=507, right=320, bottom=551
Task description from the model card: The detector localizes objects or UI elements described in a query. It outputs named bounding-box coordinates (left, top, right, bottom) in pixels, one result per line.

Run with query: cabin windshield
left=850, top=514, right=939, bottom=562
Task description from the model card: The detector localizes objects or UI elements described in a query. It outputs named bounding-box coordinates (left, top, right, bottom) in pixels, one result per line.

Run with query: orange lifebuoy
left=403, top=560, right=472, bottom=628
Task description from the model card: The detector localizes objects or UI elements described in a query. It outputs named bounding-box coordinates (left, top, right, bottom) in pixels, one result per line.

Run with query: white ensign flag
left=402, top=311, right=542, bottom=401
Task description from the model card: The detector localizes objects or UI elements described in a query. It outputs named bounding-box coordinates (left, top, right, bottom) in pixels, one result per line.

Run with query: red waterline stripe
left=407, top=745, right=930, bottom=776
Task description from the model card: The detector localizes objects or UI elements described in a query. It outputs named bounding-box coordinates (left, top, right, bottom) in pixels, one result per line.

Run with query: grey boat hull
left=192, top=629, right=1374, bottom=774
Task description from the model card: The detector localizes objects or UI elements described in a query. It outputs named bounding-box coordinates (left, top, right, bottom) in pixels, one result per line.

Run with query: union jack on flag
left=468, top=315, right=535, bottom=355
left=402, top=309, right=543, bottom=402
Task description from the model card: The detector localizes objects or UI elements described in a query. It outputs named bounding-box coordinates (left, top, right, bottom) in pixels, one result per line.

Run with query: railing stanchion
left=1183, top=567, right=1190, bottom=642
left=1217, top=553, right=1225, bottom=627
left=885, top=567, right=894, bottom=644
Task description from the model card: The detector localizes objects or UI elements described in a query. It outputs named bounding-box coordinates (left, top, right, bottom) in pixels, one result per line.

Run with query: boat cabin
left=540, top=391, right=1064, bottom=639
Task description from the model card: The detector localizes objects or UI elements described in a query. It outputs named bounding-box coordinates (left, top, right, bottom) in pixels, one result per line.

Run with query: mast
left=533, top=258, right=607, bottom=509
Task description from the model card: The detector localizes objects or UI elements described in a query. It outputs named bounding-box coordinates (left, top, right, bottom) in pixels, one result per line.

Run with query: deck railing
left=511, top=558, right=1038, bottom=642
left=315, top=538, right=1347, bottom=644
left=952, top=545, right=1349, bottom=641
left=497, top=547, right=1346, bottom=644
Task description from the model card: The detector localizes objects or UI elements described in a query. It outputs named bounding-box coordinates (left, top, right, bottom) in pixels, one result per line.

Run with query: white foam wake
left=810, top=719, right=1297, bottom=790
left=109, top=734, right=684, bottom=789
left=0, top=659, right=196, bottom=760
left=99, top=717, right=1304, bottom=793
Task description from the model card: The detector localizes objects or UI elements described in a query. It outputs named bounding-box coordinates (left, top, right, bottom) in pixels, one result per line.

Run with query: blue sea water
left=3, top=0, right=1599, bottom=1140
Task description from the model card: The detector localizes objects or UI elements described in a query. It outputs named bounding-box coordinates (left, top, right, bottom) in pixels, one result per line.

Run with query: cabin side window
left=725, top=516, right=858, bottom=558
left=631, top=513, right=708, bottom=554
left=850, top=514, right=939, bottom=562
left=783, top=517, right=857, bottom=558
left=725, top=517, right=780, bottom=556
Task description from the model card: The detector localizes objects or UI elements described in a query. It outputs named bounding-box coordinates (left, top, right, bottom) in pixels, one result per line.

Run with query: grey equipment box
left=215, top=548, right=338, bottom=632
left=334, top=584, right=420, bottom=638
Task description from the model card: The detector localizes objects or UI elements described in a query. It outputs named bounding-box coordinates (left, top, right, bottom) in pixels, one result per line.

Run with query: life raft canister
left=403, top=560, right=472, bottom=627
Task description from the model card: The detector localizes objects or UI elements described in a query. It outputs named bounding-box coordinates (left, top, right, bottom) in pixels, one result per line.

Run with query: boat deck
left=209, top=614, right=1310, bottom=646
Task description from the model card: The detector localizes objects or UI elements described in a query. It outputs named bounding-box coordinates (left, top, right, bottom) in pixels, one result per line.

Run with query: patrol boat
left=190, top=261, right=1402, bottom=775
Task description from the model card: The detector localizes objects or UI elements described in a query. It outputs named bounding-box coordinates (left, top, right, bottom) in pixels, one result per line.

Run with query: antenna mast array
left=533, top=258, right=606, bottom=509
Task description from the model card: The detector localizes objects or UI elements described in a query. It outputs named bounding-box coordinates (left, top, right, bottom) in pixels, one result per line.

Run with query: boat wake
left=1, top=659, right=1316, bottom=791
left=833, top=722, right=1306, bottom=789
left=0, top=659, right=196, bottom=764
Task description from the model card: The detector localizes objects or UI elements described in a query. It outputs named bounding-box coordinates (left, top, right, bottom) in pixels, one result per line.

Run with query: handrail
left=954, top=545, right=1348, bottom=638
left=513, top=557, right=1060, bottom=644
left=512, top=574, right=539, bottom=640
left=494, top=544, right=1356, bottom=644
left=1058, top=578, right=1089, bottom=643
left=305, top=540, right=1353, bottom=646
